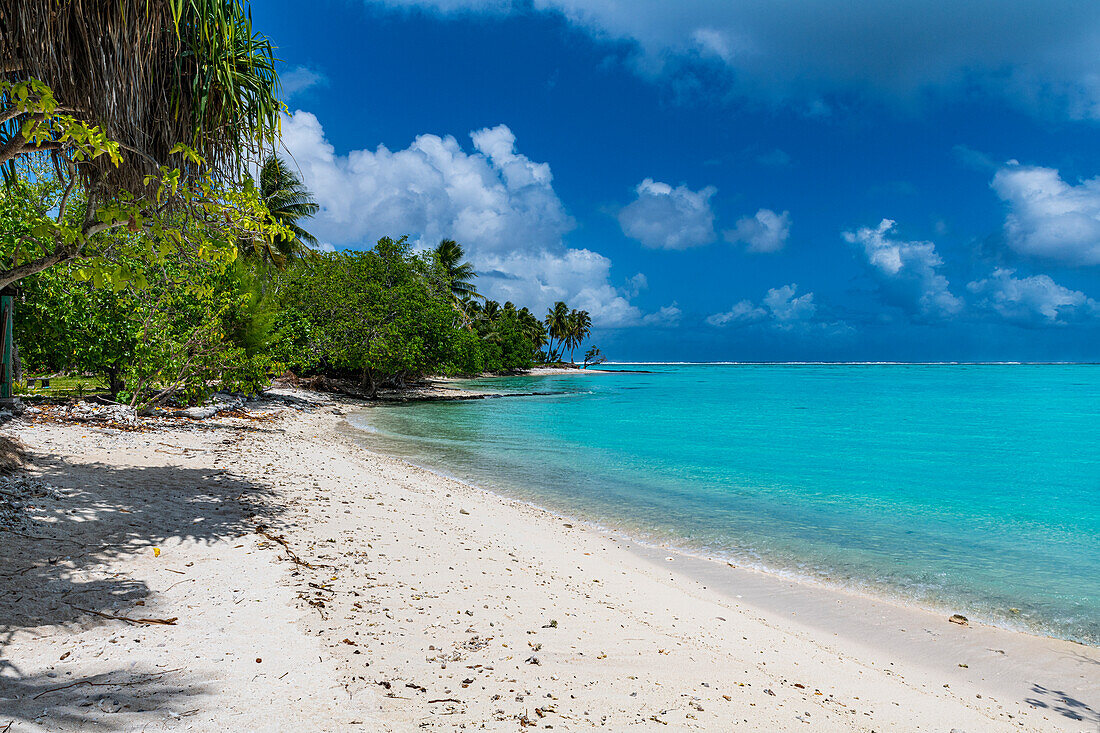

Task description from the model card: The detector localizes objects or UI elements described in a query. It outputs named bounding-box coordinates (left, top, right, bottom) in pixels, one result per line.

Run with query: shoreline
left=347, top=420, right=1086, bottom=642
left=340, top=414, right=1073, bottom=645
left=2, top=388, right=1097, bottom=730
left=337, top=408, right=1099, bottom=712
left=343, top=391, right=1095, bottom=650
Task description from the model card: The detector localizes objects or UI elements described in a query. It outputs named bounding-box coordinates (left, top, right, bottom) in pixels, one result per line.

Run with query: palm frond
left=244, top=153, right=320, bottom=265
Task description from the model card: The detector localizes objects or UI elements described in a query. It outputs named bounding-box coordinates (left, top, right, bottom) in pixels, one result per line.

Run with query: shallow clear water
left=347, top=364, right=1100, bottom=644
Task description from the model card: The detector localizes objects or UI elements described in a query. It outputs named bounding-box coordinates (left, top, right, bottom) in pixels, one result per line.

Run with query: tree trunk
left=106, top=364, right=124, bottom=398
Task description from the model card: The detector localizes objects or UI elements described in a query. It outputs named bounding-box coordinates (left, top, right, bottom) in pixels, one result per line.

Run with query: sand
left=1, top=387, right=1096, bottom=731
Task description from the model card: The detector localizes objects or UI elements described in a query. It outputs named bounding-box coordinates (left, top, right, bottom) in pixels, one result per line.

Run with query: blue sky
left=255, top=0, right=1100, bottom=361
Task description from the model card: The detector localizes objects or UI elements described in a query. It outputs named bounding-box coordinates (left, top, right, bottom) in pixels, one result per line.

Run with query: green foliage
left=9, top=164, right=593, bottom=404
left=242, top=155, right=320, bottom=268
left=0, top=80, right=290, bottom=293
left=472, top=302, right=537, bottom=372
left=270, top=235, right=591, bottom=391
left=13, top=228, right=277, bottom=408
left=16, top=261, right=140, bottom=395
left=583, top=346, right=606, bottom=369
left=280, top=237, right=459, bottom=393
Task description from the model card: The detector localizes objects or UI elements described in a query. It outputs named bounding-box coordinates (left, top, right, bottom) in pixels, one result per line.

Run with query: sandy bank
left=0, top=389, right=1096, bottom=731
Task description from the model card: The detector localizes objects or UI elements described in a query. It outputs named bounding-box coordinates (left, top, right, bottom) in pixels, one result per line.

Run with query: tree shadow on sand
left=0, top=440, right=281, bottom=729
left=1023, top=681, right=1099, bottom=725
left=0, top=663, right=207, bottom=731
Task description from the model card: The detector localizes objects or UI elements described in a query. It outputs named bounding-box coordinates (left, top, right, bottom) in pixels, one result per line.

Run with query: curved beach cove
left=350, top=363, right=1100, bottom=646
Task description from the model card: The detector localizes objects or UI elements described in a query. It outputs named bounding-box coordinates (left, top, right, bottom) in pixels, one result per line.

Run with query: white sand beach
left=1, top=388, right=1097, bottom=731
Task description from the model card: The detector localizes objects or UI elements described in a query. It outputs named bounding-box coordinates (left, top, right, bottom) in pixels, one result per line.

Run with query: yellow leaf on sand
left=153, top=547, right=161, bottom=558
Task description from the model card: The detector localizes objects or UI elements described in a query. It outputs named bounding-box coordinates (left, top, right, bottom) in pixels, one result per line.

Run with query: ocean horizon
left=349, top=363, right=1100, bottom=646
left=604, top=361, right=1100, bottom=365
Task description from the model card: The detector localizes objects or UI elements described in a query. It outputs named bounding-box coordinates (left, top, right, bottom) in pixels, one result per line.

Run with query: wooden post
left=0, top=295, right=11, bottom=399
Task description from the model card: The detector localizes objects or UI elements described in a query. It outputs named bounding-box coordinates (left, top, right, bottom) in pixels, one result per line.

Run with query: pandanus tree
left=0, top=0, right=284, bottom=290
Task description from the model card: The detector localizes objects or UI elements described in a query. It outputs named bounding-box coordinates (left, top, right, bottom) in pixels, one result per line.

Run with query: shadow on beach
left=1024, top=680, right=1100, bottom=726
left=0, top=441, right=279, bottom=729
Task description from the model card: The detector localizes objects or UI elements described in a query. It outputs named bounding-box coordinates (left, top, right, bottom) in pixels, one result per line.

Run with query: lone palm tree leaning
left=247, top=154, right=319, bottom=267
left=583, top=346, right=605, bottom=369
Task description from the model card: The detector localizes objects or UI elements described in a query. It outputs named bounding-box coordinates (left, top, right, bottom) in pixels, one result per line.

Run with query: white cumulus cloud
left=724, top=208, right=791, bottom=253
left=967, top=268, right=1099, bottom=326
left=642, top=302, right=682, bottom=327
left=707, top=284, right=817, bottom=329
left=991, top=163, right=1100, bottom=266
left=618, top=178, right=717, bottom=250
left=280, top=111, right=645, bottom=326
left=843, top=219, right=963, bottom=318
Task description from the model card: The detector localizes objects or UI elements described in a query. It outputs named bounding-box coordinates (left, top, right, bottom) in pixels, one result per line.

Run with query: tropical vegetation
left=1, top=0, right=602, bottom=409
left=244, top=155, right=320, bottom=268
left=544, top=301, right=593, bottom=364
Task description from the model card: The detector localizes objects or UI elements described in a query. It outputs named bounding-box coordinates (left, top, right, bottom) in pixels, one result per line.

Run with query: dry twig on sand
left=32, top=669, right=181, bottom=699
left=67, top=604, right=178, bottom=626
left=255, top=522, right=331, bottom=569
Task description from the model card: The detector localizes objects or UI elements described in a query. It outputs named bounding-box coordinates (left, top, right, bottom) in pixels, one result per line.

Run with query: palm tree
left=583, top=346, right=605, bottom=369
left=463, top=298, right=483, bottom=319
left=482, top=300, right=501, bottom=321
left=544, top=301, right=570, bottom=363
left=564, top=309, right=591, bottom=364
left=434, top=239, right=481, bottom=304
left=245, top=155, right=319, bottom=267
left=518, top=307, right=547, bottom=358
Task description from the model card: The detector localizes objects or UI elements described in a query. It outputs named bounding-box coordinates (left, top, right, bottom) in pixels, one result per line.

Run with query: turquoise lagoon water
left=348, top=364, right=1100, bottom=644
